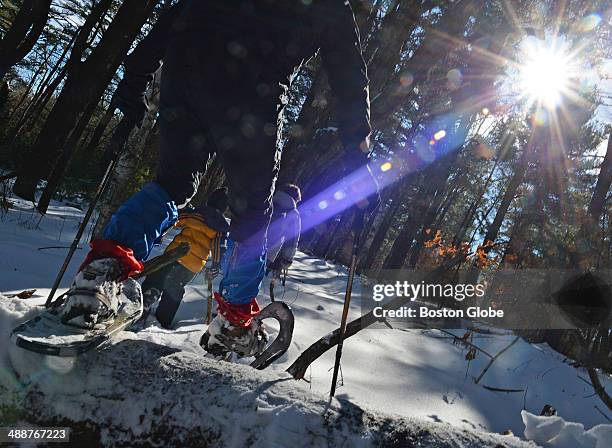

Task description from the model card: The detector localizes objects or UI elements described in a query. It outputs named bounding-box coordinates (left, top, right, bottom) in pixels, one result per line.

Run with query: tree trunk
left=4, top=37, right=58, bottom=123
left=0, top=0, right=51, bottom=78
left=92, top=69, right=162, bottom=239
left=383, top=152, right=458, bottom=269
left=13, top=0, right=158, bottom=207
left=371, top=0, right=477, bottom=130
left=366, top=0, right=424, bottom=96
left=407, top=188, right=450, bottom=268
left=4, top=48, right=71, bottom=146
left=357, top=193, right=402, bottom=271
left=83, top=107, right=117, bottom=154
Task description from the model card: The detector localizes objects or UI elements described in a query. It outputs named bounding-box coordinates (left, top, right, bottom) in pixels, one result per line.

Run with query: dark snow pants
left=153, top=21, right=289, bottom=304
left=141, top=261, right=195, bottom=328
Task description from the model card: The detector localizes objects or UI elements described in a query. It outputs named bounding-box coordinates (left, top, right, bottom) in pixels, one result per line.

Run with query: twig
left=475, top=336, right=520, bottom=384
left=594, top=405, right=612, bottom=422
left=541, top=366, right=559, bottom=379
left=512, top=359, right=533, bottom=372
left=402, top=327, right=494, bottom=358
left=465, top=325, right=509, bottom=335
left=523, top=386, right=528, bottom=410
left=482, top=385, right=525, bottom=393
left=587, top=368, right=612, bottom=411
left=465, top=332, right=474, bottom=379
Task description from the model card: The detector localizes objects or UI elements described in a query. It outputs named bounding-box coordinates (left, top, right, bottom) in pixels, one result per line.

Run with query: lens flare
left=380, top=162, right=393, bottom=172
left=434, top=130, right=446, bottom=141
left=519, top=43, right=574, bottom=108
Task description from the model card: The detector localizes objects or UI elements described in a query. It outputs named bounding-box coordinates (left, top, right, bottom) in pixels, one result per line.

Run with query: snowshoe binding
left=201, top=311, right=269, bottom=359
left=11, top=258, right=143, bottom=357
left=11, top=243, right=191, bottom=357
left=59, top=258, right=127, bottom=329
left=201, top=300, right=294, bottom=370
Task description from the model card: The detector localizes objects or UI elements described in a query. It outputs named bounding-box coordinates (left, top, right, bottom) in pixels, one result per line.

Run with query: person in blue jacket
left=57, top=0, right=374, bottom=359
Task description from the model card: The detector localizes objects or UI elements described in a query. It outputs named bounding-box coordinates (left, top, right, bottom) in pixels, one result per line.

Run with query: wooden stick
left=475, top=336, right=520, bottom=384
left=206, top=277, right=213, bottom=324
left=587, top=368, right=612, bottom=411
left=482, top=385, right=524, bottom=393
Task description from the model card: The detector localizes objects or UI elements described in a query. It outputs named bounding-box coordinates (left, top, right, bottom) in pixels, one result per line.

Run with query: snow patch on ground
left=1, top=295, right=533, bottom=447
left=522, top=410, right=611, bottom=447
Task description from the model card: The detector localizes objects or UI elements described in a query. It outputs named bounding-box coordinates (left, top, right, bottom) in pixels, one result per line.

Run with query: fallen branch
left=594, top=405, right=612, bottom=423
left=286, top=255, right=466, bottom=380
left=482, top=385, right=525, bottom=393
left=475, top=336, right=520, bottom=384
left=398, top=327, right=494, bottom=358
left=5, top=289, right=37, bottom=299
left=587, top=368, right=612, bottom=411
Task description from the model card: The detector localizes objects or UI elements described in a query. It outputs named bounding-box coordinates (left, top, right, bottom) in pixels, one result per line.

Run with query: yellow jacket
left=166, top=215, right=222, bottom=273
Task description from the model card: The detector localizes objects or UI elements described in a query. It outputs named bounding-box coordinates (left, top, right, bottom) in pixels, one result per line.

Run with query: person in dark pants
left=141, top=188, right=229, bottom=329
left=58, top=0, right=374, bottom=359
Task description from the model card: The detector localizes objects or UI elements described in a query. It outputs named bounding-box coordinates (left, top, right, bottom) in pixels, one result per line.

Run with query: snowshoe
left=201, top=312, right=269, bottom=359
left=58, top=258, right=126, bottom=329
left=11, top=243, right=190, bottom=356
left=201, top=301, right=294, bottom=370
left=10, top=277, right=143, bottom=357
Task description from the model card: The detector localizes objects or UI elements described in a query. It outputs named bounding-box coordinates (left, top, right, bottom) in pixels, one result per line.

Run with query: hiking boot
left=59, top=258, right=126, bottom=329
left=200, top=293, right=268, bottom=358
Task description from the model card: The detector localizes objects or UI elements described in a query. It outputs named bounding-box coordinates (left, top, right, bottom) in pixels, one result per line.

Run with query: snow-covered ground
left=0, top=196, right=610, bottom=447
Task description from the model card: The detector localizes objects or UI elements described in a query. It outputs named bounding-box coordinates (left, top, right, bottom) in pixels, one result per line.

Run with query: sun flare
left=519, top=43, right=574, bottom=108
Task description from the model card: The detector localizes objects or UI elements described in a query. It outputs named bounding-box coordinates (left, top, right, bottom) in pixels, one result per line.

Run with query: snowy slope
left=1, top=296, right=535, bottom=448
left=0, top=196, right=610, bottom=447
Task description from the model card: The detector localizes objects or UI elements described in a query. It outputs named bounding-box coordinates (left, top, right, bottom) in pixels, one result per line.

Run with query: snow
left=522, top=411, right=612, bottom=447
left=0, top=195, right=610, bottom=446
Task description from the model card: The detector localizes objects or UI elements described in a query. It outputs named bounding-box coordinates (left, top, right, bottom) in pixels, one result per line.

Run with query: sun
left=519, top=42, right=574, bottom=108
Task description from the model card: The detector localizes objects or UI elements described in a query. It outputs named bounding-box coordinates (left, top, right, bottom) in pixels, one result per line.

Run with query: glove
left=110, top=73, right=150, bottom=128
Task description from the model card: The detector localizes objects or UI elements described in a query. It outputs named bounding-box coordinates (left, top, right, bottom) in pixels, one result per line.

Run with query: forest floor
left=0, top=195, right=610, bottom=447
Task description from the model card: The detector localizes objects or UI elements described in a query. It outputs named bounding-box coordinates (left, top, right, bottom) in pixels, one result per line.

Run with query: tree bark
left=13, top=0, right=158, bottom=207
left=92, top=69, right=162, bottom=239
left=0, top=0, right=51, bottom=78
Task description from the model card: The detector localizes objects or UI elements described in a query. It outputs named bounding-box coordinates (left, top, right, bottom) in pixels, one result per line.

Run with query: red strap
left=214, top=292, right=260, bottom=328
left=80, top=240, right=144, bottom=280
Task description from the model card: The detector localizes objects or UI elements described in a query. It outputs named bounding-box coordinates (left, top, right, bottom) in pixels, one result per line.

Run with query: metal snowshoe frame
left=11, top=243, right=191, bottom=356
left=250, top=301, right=294, bottom=369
